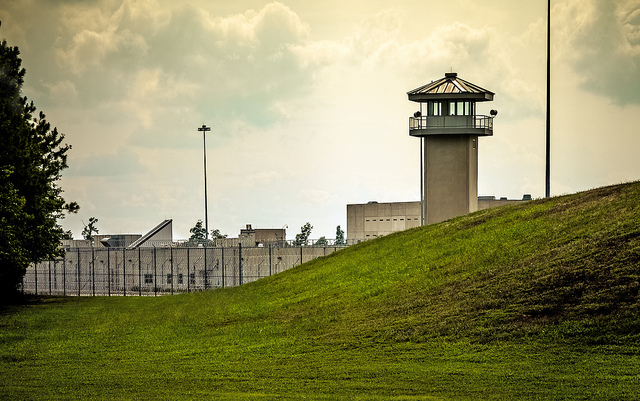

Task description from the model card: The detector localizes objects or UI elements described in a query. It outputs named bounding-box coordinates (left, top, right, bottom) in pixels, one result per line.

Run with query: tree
left=335, top=225, right=345, bottom=245
left=315, top=236, right=328, bottom=247
left=188, top=220, right=226, bottom=246
left=210, top=228, right=228, bottom=239
left=189, top=220, right=207, bottom=244
left=81, top=217, right=99, bottom=243
left=0, top=31, right=78, bottom=301
left=294, top=222, right=313, bottom=246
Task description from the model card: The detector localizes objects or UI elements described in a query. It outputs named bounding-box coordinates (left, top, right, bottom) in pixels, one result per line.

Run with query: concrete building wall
left=424, top=135, right=478, bottom=224
left=239, top=226, right=286, bottom=246
left=347, top=202, right=421, bottom=240
left=348, top=196, right=529, bottom=241
left=478, top=195, right=530, bottom=210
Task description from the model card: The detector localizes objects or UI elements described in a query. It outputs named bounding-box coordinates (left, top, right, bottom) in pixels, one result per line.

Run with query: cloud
left=66, top=147, right=146, bottom=177
left=44, top=80, right=78, bottom=104
left=10, top=1, right=323, bottom=159
left=556, top=0, right=640, bottom=105
left=297, top=188, right=334, bottom=205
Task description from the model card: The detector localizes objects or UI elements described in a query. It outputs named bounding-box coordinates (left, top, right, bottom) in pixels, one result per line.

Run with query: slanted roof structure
left=127, top=219, right=173, bottom=249
left=407, top=72, right=494, bottom=102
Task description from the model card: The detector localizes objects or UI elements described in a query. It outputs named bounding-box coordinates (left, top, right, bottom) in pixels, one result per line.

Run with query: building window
left=144, top=274, right=153, bottom=284
left=166, top=274, right=173, bottom=284
left=178, top=274, right=184, bottom=284
left=472, top=138, right=477, bottom=149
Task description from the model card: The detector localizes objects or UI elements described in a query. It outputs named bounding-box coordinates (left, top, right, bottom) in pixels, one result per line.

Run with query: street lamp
left=198, top=124, right=211, bottom=240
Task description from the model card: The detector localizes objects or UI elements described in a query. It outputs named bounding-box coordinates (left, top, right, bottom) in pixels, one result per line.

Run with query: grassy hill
left=2, top=182, right=640, bottom=400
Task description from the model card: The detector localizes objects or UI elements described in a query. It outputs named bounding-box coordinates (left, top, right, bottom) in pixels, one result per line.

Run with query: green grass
left=2, top=182, right=640, bottom=399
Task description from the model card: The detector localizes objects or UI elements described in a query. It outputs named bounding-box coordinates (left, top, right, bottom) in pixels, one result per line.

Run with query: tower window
left=428, top=101, right=442, bottom=116
left=449, top=101, right=471, bottom=116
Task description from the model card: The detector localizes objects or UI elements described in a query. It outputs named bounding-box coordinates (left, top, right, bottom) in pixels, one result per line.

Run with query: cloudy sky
left=1, top=0, right=639, bottom=240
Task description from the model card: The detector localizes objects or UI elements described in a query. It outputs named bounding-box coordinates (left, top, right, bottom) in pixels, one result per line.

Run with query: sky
left=1, top=0, right=639, bottom=240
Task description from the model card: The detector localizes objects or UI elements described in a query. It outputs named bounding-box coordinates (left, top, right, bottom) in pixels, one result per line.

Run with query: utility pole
left=198, top=124, right=211, bottom=239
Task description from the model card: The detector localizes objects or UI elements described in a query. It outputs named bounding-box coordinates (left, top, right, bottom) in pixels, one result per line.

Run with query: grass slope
left=2, top=182, right=640, bottom=400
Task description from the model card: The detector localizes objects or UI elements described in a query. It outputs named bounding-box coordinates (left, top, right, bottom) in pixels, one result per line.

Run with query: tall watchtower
left=408, top=72, right=495, bottom=224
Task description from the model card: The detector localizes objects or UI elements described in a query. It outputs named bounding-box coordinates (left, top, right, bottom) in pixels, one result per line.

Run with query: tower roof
left=407, top=72, right=494, bottom=102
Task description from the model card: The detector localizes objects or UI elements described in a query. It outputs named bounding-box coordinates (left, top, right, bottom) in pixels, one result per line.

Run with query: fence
left=22, top=244, right=346, bottom=296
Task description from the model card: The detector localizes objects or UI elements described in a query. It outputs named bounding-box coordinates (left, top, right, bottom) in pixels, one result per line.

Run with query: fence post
left=154, top=246, right=157, bottom=297
left=123, top=248, right=126, bottom=297
left=300, top=246, right=303, bottom=266
left=269, top=244, right=272, bottom=277
left=77, top=248, right=81, bottom=296
left=91, top=246, right=95, bottom=296
left=221, top=247, right=225, bottom=288
left=170, top=247, right=174, bottom=295
left=48, top=260, right=52, bottom=295
left=139, top=247, right=142, bottom=297
left=34, top=261, right=38, bottom=296
left=239, top=243, right=243, bottom=286
left=107, top=248, right=111, bottom=296
left=187, top=247, right=190, bottom=293
left=63, top=257, right=66, bottom=296
left=204, top=247, right=208, bottom=290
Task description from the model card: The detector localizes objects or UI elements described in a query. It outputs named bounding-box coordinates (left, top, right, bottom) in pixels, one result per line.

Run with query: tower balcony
left=409, top=115, right=493, bottom=137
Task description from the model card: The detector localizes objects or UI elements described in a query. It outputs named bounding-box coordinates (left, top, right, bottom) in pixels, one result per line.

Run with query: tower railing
left=409, top=115, right=493, bottom=131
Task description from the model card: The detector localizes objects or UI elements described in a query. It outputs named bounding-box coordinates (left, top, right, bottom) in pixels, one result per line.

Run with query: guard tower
left=408, top=72, right=495, bottom=224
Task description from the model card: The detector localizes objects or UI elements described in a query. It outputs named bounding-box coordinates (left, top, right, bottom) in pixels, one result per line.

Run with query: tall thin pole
left=420, top=136, right=424, bottom=226
left=545, top=0, right=551, bottom=198
left=198, top=124, right=212, bottom=239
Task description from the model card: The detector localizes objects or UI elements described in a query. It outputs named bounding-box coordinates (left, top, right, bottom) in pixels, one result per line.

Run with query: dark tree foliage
left=188, top=220, right=207, bottom=243
left=210, top=228, right=227, bottom=239
left=335, top=225, right=345, bottom=245
left=81, top=217, right=99, bottom=242
left=0, top=32, right=77, bottom=301
left=294, top=222, right=313, bottom=246
left=188, top=220, right=227, bottom=246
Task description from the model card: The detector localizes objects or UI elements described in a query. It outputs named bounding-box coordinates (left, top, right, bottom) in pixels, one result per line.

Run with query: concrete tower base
left=424, top=135, right=478, bottom=224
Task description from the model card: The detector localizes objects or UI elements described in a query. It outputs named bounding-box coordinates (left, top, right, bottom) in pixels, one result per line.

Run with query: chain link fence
left=22, top=244, right=346, bottom=296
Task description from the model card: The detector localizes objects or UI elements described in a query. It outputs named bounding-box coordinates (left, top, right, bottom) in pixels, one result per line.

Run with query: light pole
left=198, top=124, right=211, bottom=240
left=545, top=0, right=551, bottom=197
